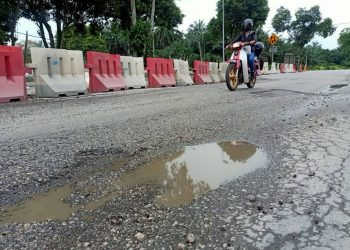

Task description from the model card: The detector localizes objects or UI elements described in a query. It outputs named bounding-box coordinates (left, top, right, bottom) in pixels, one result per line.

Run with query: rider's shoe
left=249, top=73, right=255, bottom=82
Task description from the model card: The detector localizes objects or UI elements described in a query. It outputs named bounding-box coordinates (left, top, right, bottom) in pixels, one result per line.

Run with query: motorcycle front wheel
left=226, top=63, right=239, bottom=91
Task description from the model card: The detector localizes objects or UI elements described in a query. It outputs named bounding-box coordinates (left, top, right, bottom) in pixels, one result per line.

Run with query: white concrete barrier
left=209, top=62, right=221, bottom=83
left=173, top=59, right=193, bottom=86
left=120, top=56, right=147, bottom=89
left=262, top=62, right=269, bottom=75
left=290, top=64, right=296, bottom=73
left=27, top=48, right=87, bottom=98
left=269, top=62, right=278, bottom=74
left=218, top=62, right=229, bottom=82
left=286, top=64, right=294, bottom=73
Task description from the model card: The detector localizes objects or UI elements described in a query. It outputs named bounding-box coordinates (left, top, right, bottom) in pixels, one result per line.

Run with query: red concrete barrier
left=86, top=51, right=127, bottom=93
left=0, top=46, right=27, bottom=103
left=146, top=58, right=176, bottom=88
left=193, top=60, right=212, bottom=84
left=279, top=63, right=286, bottom=73
left=292, top=64, right=297, bottom=73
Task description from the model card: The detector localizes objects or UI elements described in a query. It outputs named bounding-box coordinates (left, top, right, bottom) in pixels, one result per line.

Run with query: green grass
left=308, top=64, right=350, bottom=71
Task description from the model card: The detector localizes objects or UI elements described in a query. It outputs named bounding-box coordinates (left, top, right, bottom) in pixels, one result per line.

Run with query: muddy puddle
left=119, top=141, right=267, bottom=206
left=0, top=141, right=267, bottom=224
left=0, top=185, right=76, bottom=224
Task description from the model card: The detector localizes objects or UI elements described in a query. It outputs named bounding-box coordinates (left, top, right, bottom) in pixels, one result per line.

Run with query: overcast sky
left=17, top=0, right=350, bottom=49
left=176, top=0, right=350, bottom=49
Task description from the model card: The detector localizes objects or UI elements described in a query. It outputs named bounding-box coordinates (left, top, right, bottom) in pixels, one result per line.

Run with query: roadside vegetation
left=0, top=0, right=349, bottom=69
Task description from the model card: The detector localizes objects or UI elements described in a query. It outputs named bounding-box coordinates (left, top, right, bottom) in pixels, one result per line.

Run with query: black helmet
left=255, top=42, right=264, bottom=57
left=243, top=19, right=253, bottom=32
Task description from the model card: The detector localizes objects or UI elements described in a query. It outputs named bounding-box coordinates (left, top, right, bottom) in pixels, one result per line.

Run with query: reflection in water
left=218, top=141, right=257, bottom=163
left=120, top=141, right=267, bottom=206
left=155, top=162, right=210, bottom=206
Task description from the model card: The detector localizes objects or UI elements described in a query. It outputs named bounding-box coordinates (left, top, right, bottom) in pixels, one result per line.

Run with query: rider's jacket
left=232, top=31, right=257, bottom=52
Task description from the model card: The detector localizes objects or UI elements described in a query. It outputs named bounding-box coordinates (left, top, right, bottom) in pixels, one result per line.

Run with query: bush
left=308, top=64, right=350, bottom=71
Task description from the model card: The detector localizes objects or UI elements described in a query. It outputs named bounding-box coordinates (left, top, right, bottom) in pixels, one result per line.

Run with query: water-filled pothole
left=330, top=84, right=348, bottom=90
left=0, top=185, right=75, bottom=224
left=119, top=141, right=267, bottom=206
left=0, top=141, right=267, bottom=224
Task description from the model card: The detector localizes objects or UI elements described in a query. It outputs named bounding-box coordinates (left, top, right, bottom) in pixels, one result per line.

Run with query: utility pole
left=24, top=31, right=28, bottom=63
left=271, top=50, right=274, bottom=63
left=222, top=0, right=225, bottom=62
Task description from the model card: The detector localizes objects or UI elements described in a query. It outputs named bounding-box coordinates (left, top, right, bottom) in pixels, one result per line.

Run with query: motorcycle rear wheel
left=247, top=71, right=257, bottom=88
left=226, top=63, right=239, bottom=91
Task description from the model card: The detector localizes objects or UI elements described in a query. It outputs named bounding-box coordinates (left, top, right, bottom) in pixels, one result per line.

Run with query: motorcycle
left=225, top=42, right=260, bottom=91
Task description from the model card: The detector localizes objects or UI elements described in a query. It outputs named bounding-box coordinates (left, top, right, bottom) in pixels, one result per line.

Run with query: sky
left=175, top=0, right=350, bottom=49
left=17, top=0, right=350, bottom=50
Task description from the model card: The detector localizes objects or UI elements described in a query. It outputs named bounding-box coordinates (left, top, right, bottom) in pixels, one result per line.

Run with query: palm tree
left=103, top=23, right=130, bottom=55
left=154, top=26, right=182, bottom=49
left=187, top=20, right=207, bottom=61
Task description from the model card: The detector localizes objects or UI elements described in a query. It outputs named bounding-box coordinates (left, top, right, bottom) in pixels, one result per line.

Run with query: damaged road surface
left=1, top=70, right=350, bottom=249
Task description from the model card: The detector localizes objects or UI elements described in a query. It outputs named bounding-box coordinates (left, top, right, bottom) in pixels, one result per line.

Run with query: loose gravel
left=1, top=70, right=350, bottom=249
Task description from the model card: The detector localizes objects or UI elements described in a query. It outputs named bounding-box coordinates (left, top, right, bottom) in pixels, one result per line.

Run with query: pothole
left=0, top=141, right=268, bottom=224
left=330, top=84, right=348, bottom=90
left=0, top=185, right=76, bottom=224
left=250, top=91, right=276, bottom=97
left=118, top=141, right=268, bottom=206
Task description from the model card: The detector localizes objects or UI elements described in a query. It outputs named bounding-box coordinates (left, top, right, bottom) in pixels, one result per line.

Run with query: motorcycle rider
left=228, top=19, right=257, bottom=80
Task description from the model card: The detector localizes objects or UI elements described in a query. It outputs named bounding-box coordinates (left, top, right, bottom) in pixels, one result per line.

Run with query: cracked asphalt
left=0, top=70, right=350, bottom=249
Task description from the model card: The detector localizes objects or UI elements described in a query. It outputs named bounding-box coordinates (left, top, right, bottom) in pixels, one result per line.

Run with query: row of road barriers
left=260, top=62, right=298, bottom=75
left=1, top=46, right=232, bottom=103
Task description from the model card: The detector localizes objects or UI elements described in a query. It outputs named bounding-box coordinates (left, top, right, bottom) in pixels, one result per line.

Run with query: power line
left=264, top=21, right=350, bottom=30
left=16, top=31, right=51, bottom=41
left=335, top=22, right=350, bottom=25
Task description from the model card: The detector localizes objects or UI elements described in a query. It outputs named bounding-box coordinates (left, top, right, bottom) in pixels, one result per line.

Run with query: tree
left=131, top=0, right=137, bottom=26
left=338, top=28, right=350, bottom=51
left=103, top=23, right=131, bottom=55
left=207, top=0, right=269, bottom=47
left=187, top=20, right=207, bottom=61
left=129, top=20, right=152, bottom=57
left=62, top=25, right=107, bottom=53
left=20, top=0, right=115, bottom=48
left=0, top=0, right=20, bottom=45
left=150, top=0, right=155, bottom=54
left=338, top=28, right=350, bottom=66
left=272, top=5, right=336, bottom=49
left=154, top=26, right=182, bottom=49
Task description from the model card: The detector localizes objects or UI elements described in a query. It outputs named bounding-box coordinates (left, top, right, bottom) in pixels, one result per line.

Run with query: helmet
left=255, top=42, right=264, bottom=57
left=242, top=19, right=253, bottom=32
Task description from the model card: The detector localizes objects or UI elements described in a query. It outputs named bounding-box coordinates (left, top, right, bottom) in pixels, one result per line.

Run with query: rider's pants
left=248, top=52, right=255, bottom=77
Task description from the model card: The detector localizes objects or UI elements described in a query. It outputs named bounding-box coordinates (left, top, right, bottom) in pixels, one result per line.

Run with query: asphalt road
left=0, top=70, right=350, bottom=249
